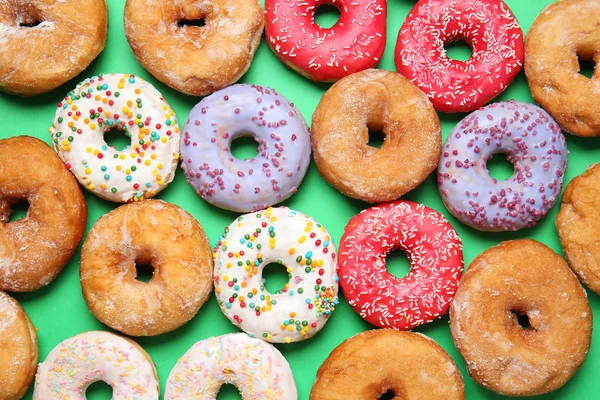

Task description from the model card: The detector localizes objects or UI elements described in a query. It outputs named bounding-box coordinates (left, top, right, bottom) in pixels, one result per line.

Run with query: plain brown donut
left=310, top=329, right=465, bottom=400
left=124, top=0, right=264, bottom=97
left=311, top=69, right=441, bottom=203
left=0, top=0, right=108, bottom=96
left=80, top=199, right=214, bottom=336
left=525, top=0, right=600, bottom=137
left=0, top=136, right=87, bottom=292
left=450, top=239, right=592, bottom=396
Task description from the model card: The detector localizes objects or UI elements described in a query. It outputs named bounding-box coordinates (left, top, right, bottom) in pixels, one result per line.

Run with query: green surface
left=1, top=0, right=599, bottom=399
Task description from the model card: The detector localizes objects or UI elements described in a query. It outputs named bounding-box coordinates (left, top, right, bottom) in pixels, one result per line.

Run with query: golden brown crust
left=310, top=329, right=464, bottom=400
left=0, top=291, right=38, bottom=400
left=311, top=69, right=441, bottom=203
left=0, top=0, right=108, bottom=96
left=124, top=0, right=264, bottom=97
left=450, top=239, right=592, bottom=396
left=525, top=0, right=600, bottom=137
left=80, top=199, right=214, bottom=336
left=0, top=136, right=87, bottom=292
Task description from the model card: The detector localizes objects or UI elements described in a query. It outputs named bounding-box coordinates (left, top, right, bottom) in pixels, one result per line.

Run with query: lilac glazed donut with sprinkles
left=165, top=333, right=297, bottom=399
left=181, top=84, right=311, bottom=212
left=438, top=101, right=568, bottom=231
left=50, top=73, right=180, bottom=203
left=33, top=331, right=159, bottom=399
left=213, top=207, right=339, bottom=344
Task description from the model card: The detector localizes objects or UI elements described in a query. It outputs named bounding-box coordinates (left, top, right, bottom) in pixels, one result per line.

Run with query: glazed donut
left=311, top=69, right=441, bottom=203
left=50, top=73, right=181, bottom=203
left=557, top=163, right=600, bottom=294
left=165, top=333, right=297, bottom=399
left=450, top=239, right=592, bottom=396
left=310, top=329, right=464, bottom=400
left=34, top=331, right=159, bottom=399
left=213, top=207, right=339, bottom=343
left=0, top=291, right=37, bottom=400
left=265, top=0, right=386, bottom=82
left=0, top=0, right=107, bottom=96
left=124, top=0, right=264, bottom=97
left=80, top=200, right=213, bottom=336
left=525, top=0, right=600, bottom=137
left=0, top=136, right=87, bottom=292
left=338, top=200, right=463, bottom=330
left=181, top=84, right=311, bottom=212
left=395, top=0, right=524, bottom=113
left=438, top=101, right=567, bottom=232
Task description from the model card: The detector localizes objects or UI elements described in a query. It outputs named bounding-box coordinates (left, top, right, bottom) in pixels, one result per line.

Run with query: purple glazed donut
left=180, top=84, right=311, bottom=212
left=438, top=101, right=567, bottom=231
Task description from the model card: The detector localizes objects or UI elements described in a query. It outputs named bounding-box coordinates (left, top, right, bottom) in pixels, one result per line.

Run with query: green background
left=1, top=0, right=599, bottom=398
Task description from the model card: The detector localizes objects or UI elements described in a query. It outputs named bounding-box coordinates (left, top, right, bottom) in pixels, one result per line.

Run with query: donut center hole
left=18, top=18, right=42, bottom=27
left=85, top=381, right=113, bottom=399
left=177, top=17, right=206, bottom=28
left=216, top=383, right=242, bottom=399
left=444, top=40, right=473, bottom=62
left=379, top=390, right=396, bottom=400
left=231, top=135, right=259, bottom=160
left=314, top=4, right=341, bottom=29
left=134, top=258, right=154, bottom=283
left=367, top=124, right=385, bottom=149
left=103, top=127, right=131, bottom=151
left=510, top=310, right=531, bottom=329
left=262, top=262, right=291, bottom=294
left=578, top=55, right=596, bottom=79
left=7, top=200, right=29, bottom=223
left=385, top=250, right=411, bottom=279
left=486, top=153, right=515, bottom=181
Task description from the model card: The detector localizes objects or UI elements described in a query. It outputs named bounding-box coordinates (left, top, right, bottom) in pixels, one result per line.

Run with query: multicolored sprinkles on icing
left=214, top=207, right=339, bottom=343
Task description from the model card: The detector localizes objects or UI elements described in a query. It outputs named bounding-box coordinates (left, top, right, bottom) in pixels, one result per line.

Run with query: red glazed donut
left=395, top=0, right=524, bottom=113
left=338, top=200, right=464, bottom=330
left=265, top=0, right=386, bottom=82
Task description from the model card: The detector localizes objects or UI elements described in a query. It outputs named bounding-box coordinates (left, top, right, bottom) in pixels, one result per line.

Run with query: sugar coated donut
left=34, top=331, right=159, bottom=399
left=557, top=163, right=600, bottom=295
left=50, top=73, right=180, bottom=203
left=0, top=0, right=108, bottom=96
left=310, top=329, right=465, bottom=400
left=265, top=0, right=386, bottom=82
left=451, top=239, right=592, bottom=396
left=124, top=0, right=264, bottom=97
left=165, top=333, right=297, bottom=399
left=338, top=200, right=463, bottom=330
left=395, top=0, right=524, bottom=113
left=438, top=101, right=567, bottom=232
left=81, top=200, right=213, bottom=336
left=181, top=84, right=311, bottom=212
left=525, top=0, right=600, bottom=137
left=311, top=69, right=441, bottom=203
left=0, top=136, right=87, bottom=292
left=0, top=291, right=38, bottom=400
left=214, top=207, right=339, bottom=343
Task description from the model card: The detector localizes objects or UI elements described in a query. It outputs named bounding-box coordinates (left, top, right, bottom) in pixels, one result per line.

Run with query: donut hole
left=385, top=249, right=411, bottom=279
left=18, top=19, right=42, bottom=28
left=6, top=199, right=29, bottom=223
left=134, top=256, right=155, bottom=283
left=379, top=390, right=396, bottom=400
left=444, top=40, right=473, bottom=62
left=231, top=135, right=259, bottom=160
left=177, top=17, right=206, bottom=28
left=85, top=381, right=113, bottom=399
left=486, top=153, right=515, bottom=181
left=366, top=121, right=386, bottom=149
left=510, top=310, right=531, bottom=330
left=314, top=4, right=341, bottom=29
left=577, top=54, right=596, bottom=79
left=262, top=262, right=291, bottom=294
left=216, top=383, right=242, bottom=399
left=103, top=127, right=131, bottom=151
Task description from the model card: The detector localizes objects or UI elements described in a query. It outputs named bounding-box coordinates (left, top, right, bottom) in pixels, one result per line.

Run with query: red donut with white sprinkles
left=265, top=0, right=387, bottom=82
left=338, top=200, right=464, bottom=330
left=395, top=0, right=524, bottom=113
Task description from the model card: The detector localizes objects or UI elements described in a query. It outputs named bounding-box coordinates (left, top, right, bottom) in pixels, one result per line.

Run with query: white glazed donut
left=50, top=73, right=180, bottom=202
left=165, top=333, right=297, bottom=399
left=33, top=331, right=159, bottom=399
left=213, top=207, right=339, bottom=343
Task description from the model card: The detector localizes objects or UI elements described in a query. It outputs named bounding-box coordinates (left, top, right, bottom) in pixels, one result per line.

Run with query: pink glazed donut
left=180, top=84, right=311, bottom=212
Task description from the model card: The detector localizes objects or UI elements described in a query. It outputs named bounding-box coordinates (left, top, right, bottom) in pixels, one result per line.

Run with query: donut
left=311, top=69, right=441, bottom=203
left=124, top=0, right=264, bottom=97
left=0, top=291, right=37, bottom=400
left=0, top=136, right=87, bottom=292
left=33, top=331, right=159, bottom=399
left=310, top=329, right=465, bottom=400
left=213, top=207, right=339, bottom=343
left=50, top=73, right=181, bottom=203
left=165, top=333, right=297, bottom=399
left=438, top=101, right=567, bottom=232
left=181, top=84, right=311, bottom=212
left=557, top=163, right=600, bottom=294
left=525, top=0, right=600, bottom=137
left=80, top=200, right=213, bottom=336
left=395, top=0, right=524, bottom=113
left=338, top=200, right=463, bottom=330
left=450, top=239, right=592, bottom=396
left=265, top=0, right=386, bottom=82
